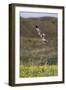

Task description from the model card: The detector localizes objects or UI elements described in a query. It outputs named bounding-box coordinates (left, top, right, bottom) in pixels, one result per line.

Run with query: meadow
left=20, top=65, right=58, bottom=77
left=20, top=37, right=58, bottom=77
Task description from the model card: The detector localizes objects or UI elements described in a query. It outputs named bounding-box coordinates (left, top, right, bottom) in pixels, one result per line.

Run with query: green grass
left=20, top=65, right=58, bottom=78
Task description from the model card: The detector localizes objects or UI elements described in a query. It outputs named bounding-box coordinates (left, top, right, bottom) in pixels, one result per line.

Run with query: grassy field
left=20, top=65, right=58, bottom=77
left=20, top=37, right=57, bottom=78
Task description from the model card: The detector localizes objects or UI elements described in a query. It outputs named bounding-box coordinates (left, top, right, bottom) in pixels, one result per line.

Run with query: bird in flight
left=35, top=25, right=48, bottom=43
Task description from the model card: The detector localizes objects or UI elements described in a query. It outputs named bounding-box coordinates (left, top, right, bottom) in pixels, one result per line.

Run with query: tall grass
left=20, top=65, right=58, bottom=78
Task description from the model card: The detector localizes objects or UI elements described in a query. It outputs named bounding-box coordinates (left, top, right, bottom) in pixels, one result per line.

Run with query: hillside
left=20, top=17, right=57, bottom=38
left=20, top=16, right=58, bottom=65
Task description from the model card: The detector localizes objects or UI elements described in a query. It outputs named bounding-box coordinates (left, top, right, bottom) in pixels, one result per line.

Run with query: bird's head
left=35, top=25, right=39, bottom=28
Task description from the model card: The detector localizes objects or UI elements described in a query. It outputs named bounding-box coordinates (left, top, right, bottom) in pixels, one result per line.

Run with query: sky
left=20, top=12, right=58, bottom=18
